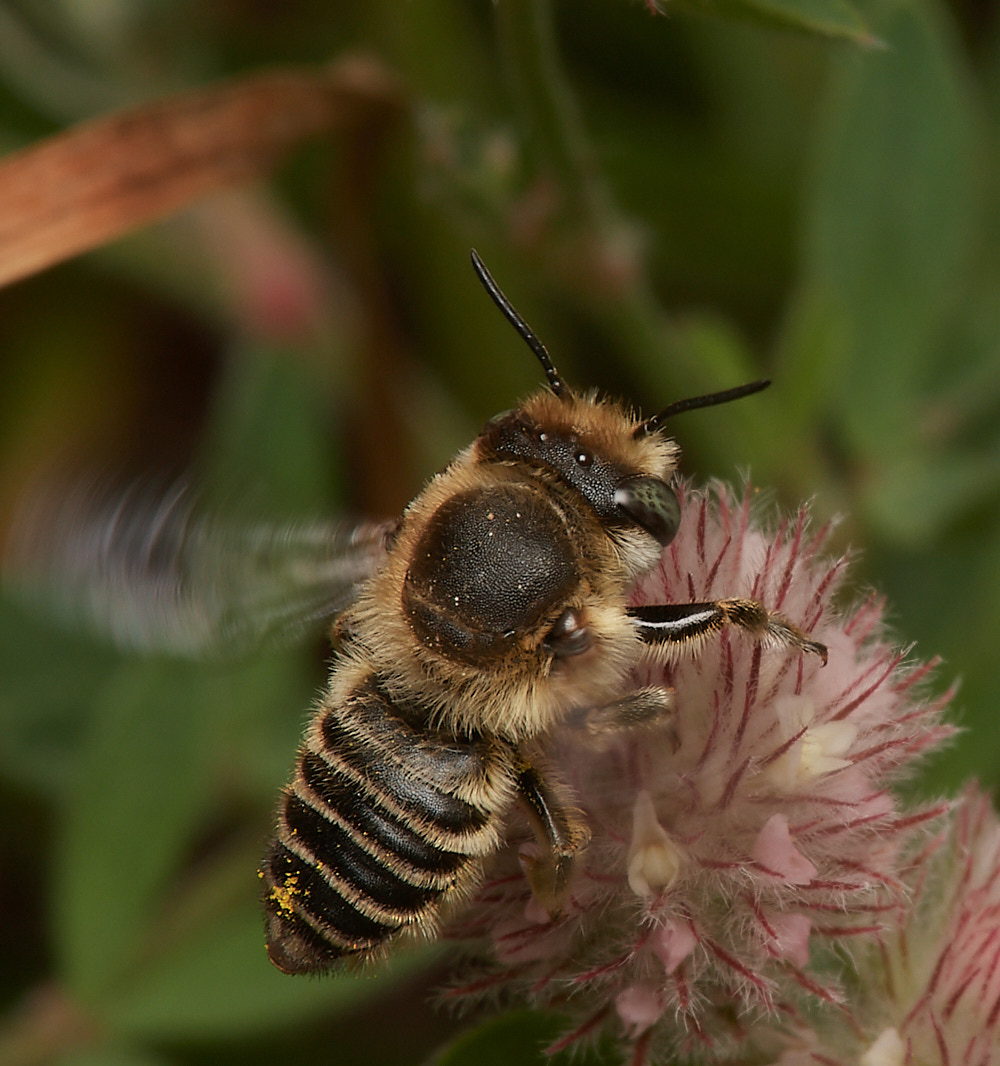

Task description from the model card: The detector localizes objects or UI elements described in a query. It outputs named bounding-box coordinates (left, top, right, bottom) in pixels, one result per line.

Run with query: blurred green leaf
left=51, top=649, right=306, bottom=1000
left=431, top=1009, right=611, bottom=1066
left=199, top=341, right=338, bottom=515
left=56, top=1046, right=170, bottom=1066
left=669, top=311, right=816, bottom=484
left=683, top=0, right=874, bottom=44
left=54, top=659, right=234, bottom=1001
left=0, top=601, right=115, bottom=794
left=105, top=890, right=432, bottom=1041
left=798, top=0, right=976, bottom=458
left=861, top=448, right=1000, bottom=548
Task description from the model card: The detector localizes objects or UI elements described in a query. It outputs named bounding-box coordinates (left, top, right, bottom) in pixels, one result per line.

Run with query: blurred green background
left=1, top=0, right=998, bottom=1063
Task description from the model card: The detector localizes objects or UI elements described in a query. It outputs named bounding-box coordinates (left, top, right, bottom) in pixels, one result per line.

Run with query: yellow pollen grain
left=269, top=874, right=301, bottom=915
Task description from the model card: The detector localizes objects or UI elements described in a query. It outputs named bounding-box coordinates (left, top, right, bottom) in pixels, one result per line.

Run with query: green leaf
left=681, top=0, right=875, bottom=44
left=56, top=1046, right=170, bottom=1066
left=869, top=523, right=1000, bottom=792
left=53, top=659, right=230, bottom=1001
left=432, top=1010, right=612, bottom=1066
left=670, top=313, right=768, bottom=473
left=53, top=651, right=304, bottom=1005
left=198, top=340, right=338, bottom=515
left=861, top=447, right=1000, bottom=547
left=797, top=0, right=976, bottom=458
left=0, top=600, right=116, bottom=794
left=105, top=891, right=435, bottom=1041
left=670, top=312, right=826, bottom=488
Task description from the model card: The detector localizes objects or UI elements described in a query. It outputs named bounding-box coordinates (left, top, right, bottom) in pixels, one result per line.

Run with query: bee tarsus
left=514, top=762, right=590, bottom=916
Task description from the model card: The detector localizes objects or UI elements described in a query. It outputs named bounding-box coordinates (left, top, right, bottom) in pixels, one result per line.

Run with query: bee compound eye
left=614, top=476, right=681, bottom=546
left=544, top=607, right=593, bottom=659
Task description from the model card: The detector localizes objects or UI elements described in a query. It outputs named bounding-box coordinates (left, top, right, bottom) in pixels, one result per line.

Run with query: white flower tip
left=627, top=790, right=683, bottom=898
left=859, top=1027, right=905, bottom=1066
left=802, top=721, right=857, bottom=774
left=752, top=814, right=817, bottom=885
left=765, top=697, right=857, bottom=789
left=628, top=844, right=683, bottom=899
left=523, top=896, right=550, bottom=926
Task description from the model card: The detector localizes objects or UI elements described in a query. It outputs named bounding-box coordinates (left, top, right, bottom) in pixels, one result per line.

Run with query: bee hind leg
left=515, top=762, right=590, bottom=916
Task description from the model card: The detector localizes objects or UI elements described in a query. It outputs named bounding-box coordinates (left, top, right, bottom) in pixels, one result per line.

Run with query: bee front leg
left=515, top=762, right=590, bottom=916
left=628, top=600, right=827, bottom=664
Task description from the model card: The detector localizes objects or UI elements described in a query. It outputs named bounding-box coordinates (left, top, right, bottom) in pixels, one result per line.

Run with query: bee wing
left=3, top=475, right=393, bottom=657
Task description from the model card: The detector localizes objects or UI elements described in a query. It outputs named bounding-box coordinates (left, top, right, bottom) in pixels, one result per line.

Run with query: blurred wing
left=3, top=476, right=393, bottom=657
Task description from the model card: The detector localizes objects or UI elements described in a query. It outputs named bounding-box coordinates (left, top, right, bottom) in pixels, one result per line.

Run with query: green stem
left=494, top=0, right=611, bottom=230
left=492, top=0, right=831, bottom=499
left=494, top=3, right=712, bottom=399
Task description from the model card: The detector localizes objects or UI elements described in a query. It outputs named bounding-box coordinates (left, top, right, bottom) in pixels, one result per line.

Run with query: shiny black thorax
left=402, top=482, right=580, bottom=665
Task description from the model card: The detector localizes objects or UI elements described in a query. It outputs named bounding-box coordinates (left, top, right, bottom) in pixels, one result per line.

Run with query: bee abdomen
left=299, top=753, right=470, bottom=877
left=317, top=715, right=494, bottom=839
left=261, top=677, right=514, bottom=974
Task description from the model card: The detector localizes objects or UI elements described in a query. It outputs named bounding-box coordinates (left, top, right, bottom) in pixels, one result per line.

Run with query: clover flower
left=803, top=786, right=1000, bottom=1066
left=445, top=484, right=955, bottom=1064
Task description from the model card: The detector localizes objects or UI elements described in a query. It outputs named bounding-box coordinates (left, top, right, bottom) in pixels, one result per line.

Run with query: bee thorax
left=402, top=483, right=579, bottom=665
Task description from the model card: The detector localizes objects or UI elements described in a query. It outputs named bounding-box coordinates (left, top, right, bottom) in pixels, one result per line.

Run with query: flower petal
left=859, top=1027, right=905, bottom=1066
left=615, top=984, right=663, bottom=1038
left=650, top=919, right=698, bottom=973
left=753, top=814, right=817, bottom=885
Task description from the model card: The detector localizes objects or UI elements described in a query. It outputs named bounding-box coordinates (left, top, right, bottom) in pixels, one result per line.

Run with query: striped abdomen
left=260, top=674, right=515, bottom=973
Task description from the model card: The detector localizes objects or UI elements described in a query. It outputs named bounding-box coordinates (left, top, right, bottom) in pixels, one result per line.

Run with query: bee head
left=470, top=251, right=770, bottom=555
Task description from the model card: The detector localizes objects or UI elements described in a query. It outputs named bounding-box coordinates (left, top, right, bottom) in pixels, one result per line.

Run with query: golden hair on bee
left=507, top=389, right=680, bottom=482
left=256, top=250, right=826, bottom=975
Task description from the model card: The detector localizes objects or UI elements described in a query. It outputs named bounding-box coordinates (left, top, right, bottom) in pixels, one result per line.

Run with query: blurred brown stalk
left=0, top=54, right=402, bottom=289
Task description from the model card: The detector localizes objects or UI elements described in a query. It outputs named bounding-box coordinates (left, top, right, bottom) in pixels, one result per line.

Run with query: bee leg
left=569, top=686, right=676, bottom=740
left=628, top=600, right=827, bottom=664
left=515, top=762, right=591, bottom=916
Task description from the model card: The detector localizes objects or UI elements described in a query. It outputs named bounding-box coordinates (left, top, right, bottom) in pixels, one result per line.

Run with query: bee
left=4, top=251, right=826, bottom=975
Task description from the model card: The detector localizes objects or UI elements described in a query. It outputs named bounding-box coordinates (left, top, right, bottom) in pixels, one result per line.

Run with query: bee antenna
left=633, top=379, right=771, bottom=438
left=470, top=250, right=568, bottom=399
